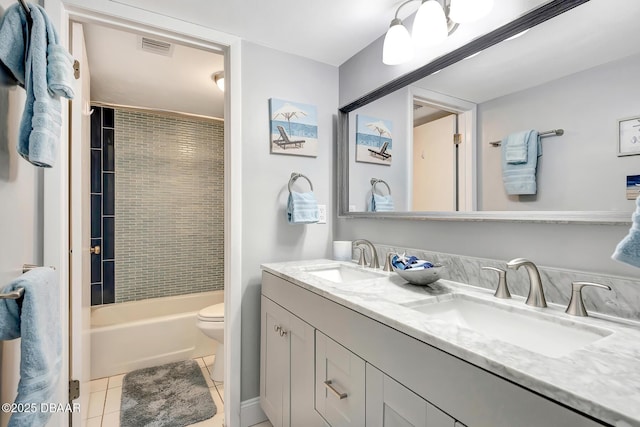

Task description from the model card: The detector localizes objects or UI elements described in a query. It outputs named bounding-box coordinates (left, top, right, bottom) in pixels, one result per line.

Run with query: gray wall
left=115, top=109, right=224, bottom=302
left=241, top=41, right=338, bottom=401
left=479, top=53, right=640, bottom=211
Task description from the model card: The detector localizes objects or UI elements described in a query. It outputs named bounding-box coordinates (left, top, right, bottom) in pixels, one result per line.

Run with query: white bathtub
left=90, top=290, right=222, bottom=379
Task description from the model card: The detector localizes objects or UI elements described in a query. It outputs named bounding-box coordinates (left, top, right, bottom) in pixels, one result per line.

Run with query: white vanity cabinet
left=315, top=331, right=366, bottom=427
left=366, top=364, right=459, bottom=427
left=260, top=271, right=605, bottom=427
left=260, top=295, right=325, bottom=427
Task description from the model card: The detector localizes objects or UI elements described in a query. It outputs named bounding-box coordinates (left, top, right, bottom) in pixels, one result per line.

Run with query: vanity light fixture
left=382, top=0, right=493, bottom=65
left=212, top=71, right=224, bottom=91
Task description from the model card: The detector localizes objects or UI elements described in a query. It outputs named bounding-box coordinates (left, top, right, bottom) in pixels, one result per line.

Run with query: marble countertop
left=261, top=259, right=640, bottom=427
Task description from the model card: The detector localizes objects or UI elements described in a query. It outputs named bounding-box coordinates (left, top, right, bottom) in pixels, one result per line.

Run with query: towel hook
left=288, top=172, right=313, bottom=193
left=370, top=178, right=391, bottom=195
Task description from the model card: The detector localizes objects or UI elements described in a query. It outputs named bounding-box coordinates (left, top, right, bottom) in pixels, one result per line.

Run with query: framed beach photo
left=355, top=114, right=393, bottom=165
left=269, top=98, right=318, bottom=157
left=618, top=116, right=640, bottom=156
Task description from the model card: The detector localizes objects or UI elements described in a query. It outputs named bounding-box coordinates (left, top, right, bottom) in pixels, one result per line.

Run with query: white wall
left=479, top=53, right=640, bottom=211
left=0, top=0, right=44, bottom=419
left=348, top=88, right=409, bottom=211
left=240, top=41, right=338, bottom=400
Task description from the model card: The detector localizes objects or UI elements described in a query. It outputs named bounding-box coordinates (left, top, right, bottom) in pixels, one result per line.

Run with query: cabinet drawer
left=315, top=331, right=366, bottom=427
left=366, top=364, right=456, bottom=427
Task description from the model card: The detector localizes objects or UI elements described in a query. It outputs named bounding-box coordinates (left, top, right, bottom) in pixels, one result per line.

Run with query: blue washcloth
left=287, top=191, right=319, bottom=224
left=0, top=267, right=60, bottom=427
left=0, top=3, right=74, bottom=168
left=612, top=195, right=640, bottom=269
left=502, top=130, right=541, bottom=195
left=502, top=130, right=532, bottom=164
left=370, top=193, right=394, bottom=212
left=391, top=254, right=434, bottom=270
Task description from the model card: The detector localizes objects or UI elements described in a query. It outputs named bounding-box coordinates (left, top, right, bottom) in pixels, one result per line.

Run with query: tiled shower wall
left=114, top=109, right=224, bottom=303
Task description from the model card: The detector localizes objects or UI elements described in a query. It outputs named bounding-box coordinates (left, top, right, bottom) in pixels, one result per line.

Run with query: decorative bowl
left=392, top=263, right=444, bottom=286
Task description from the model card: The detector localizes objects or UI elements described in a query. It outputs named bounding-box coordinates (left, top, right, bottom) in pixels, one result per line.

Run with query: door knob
left=90, top=245, right=101, bottom=255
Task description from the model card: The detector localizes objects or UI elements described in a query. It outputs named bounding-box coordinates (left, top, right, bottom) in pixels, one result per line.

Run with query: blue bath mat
left=120, top=359, right=216, bottom=427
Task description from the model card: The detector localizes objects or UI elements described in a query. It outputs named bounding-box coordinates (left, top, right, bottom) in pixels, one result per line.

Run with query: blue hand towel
left=502, top=130, right=541, bottom=195
left=0, top=3, right=74, bottom=168
left=287, top=191, right=319, bottom=224
left=0, top=4, right=28, bottom=87
left=370, top=193, right=394, bottom=212
left=612, top=195, right=640, bottom=269
left=502, top=130, right=533, bottom=164
left=0, top=267, right=60, bottom=427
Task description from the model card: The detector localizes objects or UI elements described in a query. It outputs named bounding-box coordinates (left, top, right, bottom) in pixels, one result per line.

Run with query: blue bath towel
left=370, top=193, right=394, bottom=212
left=0, top=267, right=60, bottom=427
left=0, top=3, right=74, bottom=168
left=502, top=130, right=541, bottom=195
left=287, top=191, right=319, bottom=224
left=612, top=195, right=640, bottom=269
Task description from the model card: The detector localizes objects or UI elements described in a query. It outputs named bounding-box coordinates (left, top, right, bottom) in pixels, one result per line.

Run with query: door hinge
left=69, top=379, right=80, bottom=401
left=73, top=60, right=80, bottom=80
left=453, top=133, right=462, bottom=145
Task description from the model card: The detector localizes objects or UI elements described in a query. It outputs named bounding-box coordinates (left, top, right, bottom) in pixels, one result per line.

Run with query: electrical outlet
left=318, top=205, right=327, bottom=224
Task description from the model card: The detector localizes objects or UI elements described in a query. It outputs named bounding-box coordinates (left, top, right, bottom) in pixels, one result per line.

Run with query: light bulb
left=383, top=19, right=414, bottom=65
left=213, top=72, right=224, bottom=91
left=450, top=0, right=494, bottom=23
left=412, top=0, right=448, bottom=48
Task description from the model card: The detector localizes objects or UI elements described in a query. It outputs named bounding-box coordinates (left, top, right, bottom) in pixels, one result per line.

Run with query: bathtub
left=91, top=290, right=222, bottom=379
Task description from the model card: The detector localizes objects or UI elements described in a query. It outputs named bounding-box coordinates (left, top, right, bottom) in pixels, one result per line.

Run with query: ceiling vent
left=139, top=36, right=174, bottom=57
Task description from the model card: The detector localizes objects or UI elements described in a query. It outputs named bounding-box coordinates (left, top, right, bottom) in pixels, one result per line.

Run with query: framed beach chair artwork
left=269, top=98, right=318, bottom=157
left=355, top=114, right=393, bottom=165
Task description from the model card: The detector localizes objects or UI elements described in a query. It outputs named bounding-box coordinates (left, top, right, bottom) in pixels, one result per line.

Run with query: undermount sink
left=404, top=295, right=612, bottom=358
left=304, top=264, right=386, bottom=283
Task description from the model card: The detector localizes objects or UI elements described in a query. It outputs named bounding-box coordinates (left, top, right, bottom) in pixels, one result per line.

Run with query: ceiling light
left=212, top=72, right=224, bottom=91
left=449, top=0, right=493, bottom=23
left=383, top=18, right=414, bottom=65
left=383, top=0, right=489, bottom=66
left=412, top=1, right=448, bottom=48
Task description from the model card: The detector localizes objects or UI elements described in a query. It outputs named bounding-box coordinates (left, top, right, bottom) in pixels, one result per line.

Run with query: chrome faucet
left=353, top=240, right=380, bottom=269
left=506, top=258, right=547, bottom=308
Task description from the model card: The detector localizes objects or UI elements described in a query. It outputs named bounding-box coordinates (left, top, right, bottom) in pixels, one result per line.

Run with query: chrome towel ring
left=288, top=172, right=314, bottom=193
left=370, top=178, right=391, bottom=195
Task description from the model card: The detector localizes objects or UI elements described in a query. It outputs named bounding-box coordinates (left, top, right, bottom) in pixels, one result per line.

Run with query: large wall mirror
left=339, top=0, right=639, bottom=223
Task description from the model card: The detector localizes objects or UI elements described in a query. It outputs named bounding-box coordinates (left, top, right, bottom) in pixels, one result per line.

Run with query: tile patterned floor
left=83, top=355, right=232, bottom=427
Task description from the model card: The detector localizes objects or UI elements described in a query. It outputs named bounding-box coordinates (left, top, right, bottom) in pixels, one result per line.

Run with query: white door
left=69, top=21, right=92, bottom=425
left=412, top=115, right=456, bottom=211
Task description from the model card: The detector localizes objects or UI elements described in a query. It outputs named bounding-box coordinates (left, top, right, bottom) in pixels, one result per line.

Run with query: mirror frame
left=338, top=0, right=631, bottom=224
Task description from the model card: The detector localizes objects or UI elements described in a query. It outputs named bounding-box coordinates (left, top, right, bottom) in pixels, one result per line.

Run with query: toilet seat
left=198, top=303, right=224, bottom=321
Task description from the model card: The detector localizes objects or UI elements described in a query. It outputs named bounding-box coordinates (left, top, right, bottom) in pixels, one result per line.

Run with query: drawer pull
left=274, top=325, right=281, bottom=333
left=279, top=328, right=288, bottom=337
left=324, top=380, right=348, bottom=400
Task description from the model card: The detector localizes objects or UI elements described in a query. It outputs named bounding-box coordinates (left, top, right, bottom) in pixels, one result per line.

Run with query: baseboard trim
left=240, top=397, right=267, bottom=427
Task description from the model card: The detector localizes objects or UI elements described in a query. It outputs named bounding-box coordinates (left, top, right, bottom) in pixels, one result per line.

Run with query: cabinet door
left=260, top=296, right=291, bottom=427
left=290, top=314, right=326, bottom=427
left=315, top=331, right=366, bottom=427
left=366, top=364, right=456, bottom=427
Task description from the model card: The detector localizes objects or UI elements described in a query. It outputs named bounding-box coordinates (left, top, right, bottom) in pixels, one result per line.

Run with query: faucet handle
left=481, top=267, right=511, bottom=299
left=565, top=281, right=611, bottom=317
left=355, top=247, right=367, bottom=266
left=383, top=252, right=395, bottom=272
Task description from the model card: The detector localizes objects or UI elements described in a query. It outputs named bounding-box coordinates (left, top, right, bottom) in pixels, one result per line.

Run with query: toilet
left=196, top=303, right=224, bottom=382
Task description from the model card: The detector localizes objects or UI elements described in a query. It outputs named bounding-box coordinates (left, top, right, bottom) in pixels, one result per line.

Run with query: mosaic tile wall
left=88, top=107, right=224, bottom=304
left=90, top=107, right=115, bottom=305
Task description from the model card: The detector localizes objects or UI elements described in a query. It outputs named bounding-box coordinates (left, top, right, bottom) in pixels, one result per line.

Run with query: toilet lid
left=198, top=303, right=224, bottom=321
